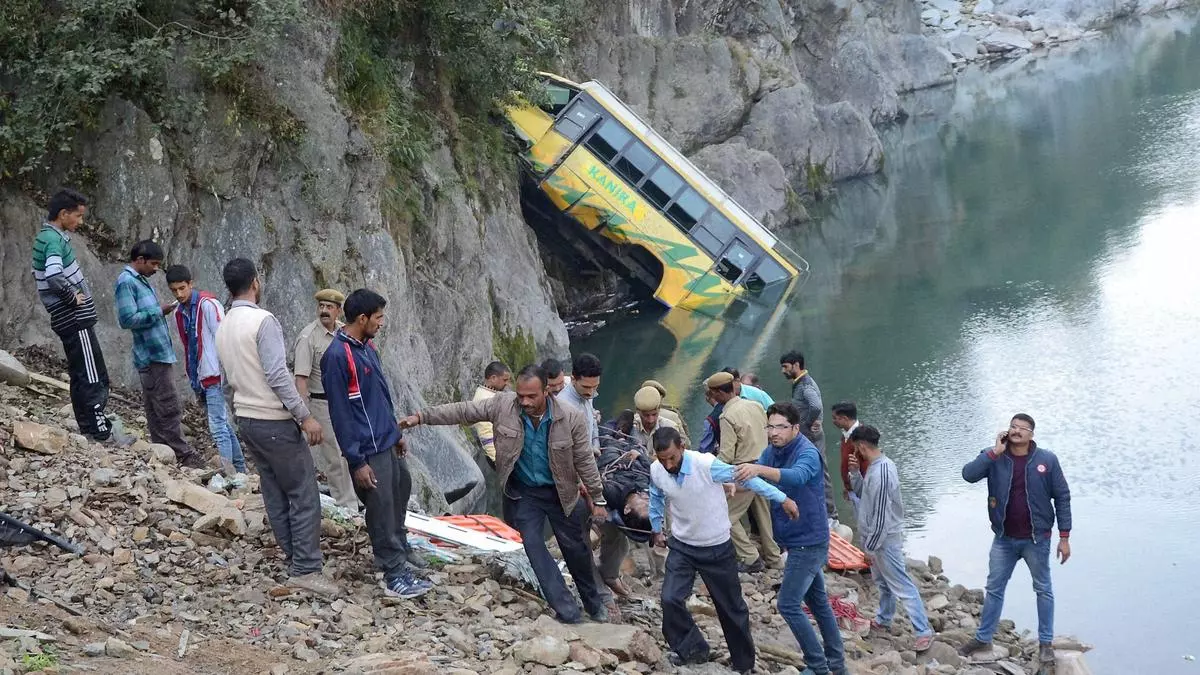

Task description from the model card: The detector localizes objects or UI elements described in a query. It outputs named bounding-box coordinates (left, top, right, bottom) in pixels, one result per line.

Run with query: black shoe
left=957, top=637, right=991, bottom=657
left=738, top=558, right=765, bottom=574
left=180, top=454, right=207, bottom=469
left=668, top=651, right=710, bottom=666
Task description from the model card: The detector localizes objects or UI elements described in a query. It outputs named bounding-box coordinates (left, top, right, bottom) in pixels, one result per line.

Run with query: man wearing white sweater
left=649, top=427, right=799, bottom=673
left=848, top=425, right=933, bottom=652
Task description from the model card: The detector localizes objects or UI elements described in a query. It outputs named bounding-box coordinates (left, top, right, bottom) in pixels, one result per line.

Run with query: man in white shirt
left=649, top=427, right=798, bottom=673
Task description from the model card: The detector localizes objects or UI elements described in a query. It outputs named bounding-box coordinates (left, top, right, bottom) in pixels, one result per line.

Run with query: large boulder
left=690, top=138, right=797, bottom=228
left=13, top=421, right=69, bottom=455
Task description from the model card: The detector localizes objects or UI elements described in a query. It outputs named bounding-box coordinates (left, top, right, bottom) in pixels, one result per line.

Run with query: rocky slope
left=0, top=369, right=1095, bottom=674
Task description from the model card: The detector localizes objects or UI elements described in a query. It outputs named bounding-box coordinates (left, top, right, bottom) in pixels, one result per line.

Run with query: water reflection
left=577, top=13, right=1200, bottom=673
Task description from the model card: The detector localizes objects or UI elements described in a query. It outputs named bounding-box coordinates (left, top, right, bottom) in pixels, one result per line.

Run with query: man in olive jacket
left=400, top=364, right=610, bottom=624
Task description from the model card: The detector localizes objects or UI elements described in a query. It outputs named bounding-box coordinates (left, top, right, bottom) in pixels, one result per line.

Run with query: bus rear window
left=585, top=118, right=632, bottom=163
left=542, top=85, right=575, bottom=115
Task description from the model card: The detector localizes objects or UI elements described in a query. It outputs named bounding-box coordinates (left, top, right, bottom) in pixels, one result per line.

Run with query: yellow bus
left=506, top=73, right=807, bottom=315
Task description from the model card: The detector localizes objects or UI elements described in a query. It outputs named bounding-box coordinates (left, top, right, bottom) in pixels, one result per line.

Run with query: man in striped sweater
left=848, top=425, right=933, bottom=652
left=30, top=189, right=124, bottom=444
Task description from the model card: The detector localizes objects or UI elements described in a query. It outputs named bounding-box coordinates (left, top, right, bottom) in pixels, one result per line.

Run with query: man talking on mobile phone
left=958, top=414, right=1072, bottom=666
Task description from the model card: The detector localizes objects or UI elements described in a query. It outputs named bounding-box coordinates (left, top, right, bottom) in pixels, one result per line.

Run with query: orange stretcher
left=827, top=531, right=869, bottom=571
left=434, top=514, right=523, bottom=544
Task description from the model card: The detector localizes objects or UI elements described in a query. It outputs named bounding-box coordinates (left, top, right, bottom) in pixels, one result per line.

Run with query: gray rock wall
left=0, top=24, right=568, bottom=513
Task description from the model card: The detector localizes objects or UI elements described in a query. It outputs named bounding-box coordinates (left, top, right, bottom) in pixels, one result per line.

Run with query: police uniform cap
left=704, top=371, right=735, bottom=388
left=634, top=386, right=662, bottom=412
left=641, top=379, right=668, bottom=398
left=314, top=289, right=345, bottom=306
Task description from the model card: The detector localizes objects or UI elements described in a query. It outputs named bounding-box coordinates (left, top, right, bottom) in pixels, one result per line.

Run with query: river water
left=575, top=14, right=1200, bottom=674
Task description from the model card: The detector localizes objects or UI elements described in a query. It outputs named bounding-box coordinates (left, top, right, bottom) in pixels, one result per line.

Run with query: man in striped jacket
left=30, top=189, right=123, bottom=444
left=848, top=425, right=933, bottom=652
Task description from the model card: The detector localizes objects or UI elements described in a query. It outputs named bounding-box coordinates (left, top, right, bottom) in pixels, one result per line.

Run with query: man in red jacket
left=831, top=401, right=868, bottom=504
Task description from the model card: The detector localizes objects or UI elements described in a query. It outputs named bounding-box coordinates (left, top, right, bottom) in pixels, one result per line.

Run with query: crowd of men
left=30, top=188, right=1073, bottom=673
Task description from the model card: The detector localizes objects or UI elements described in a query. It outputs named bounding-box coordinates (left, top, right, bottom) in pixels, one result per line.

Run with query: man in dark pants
left=214, top=258, right=338, bottom=598
left=401, top=364, right=610, bottom=624
left=649, top=427, right=799, bottom=672
left=115, top=240, right=202, bottom=467
left=321, top=288, right=432, bottom=600
left=780, top=350, right=838, bottom=523
left=30, top=189, right=128, bottom=445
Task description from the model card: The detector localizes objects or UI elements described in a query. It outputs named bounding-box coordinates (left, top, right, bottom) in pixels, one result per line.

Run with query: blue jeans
left=977, top=534, right=1054, bottom=644
left=777, top=543, right=845, bottom=674
left=204, top=384, right=246, bottom=473
left=867, top=536, right=932, bottom=636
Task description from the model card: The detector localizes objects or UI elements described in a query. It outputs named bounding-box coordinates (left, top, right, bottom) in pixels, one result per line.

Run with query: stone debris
left=0, top=351, right=1095, bottom=675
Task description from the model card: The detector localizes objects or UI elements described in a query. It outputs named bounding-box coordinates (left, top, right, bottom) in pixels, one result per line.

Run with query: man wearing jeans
left=401, top=364, right=610, bottom=624
left=114, top=241, right=203, bottom=468
left=959, top=414, right=1071, bottom=665
left=166, top=265, right=246, bottom=481
left=650, top=427, right=799, bottom=673
left=847, top=425, right=933, bottom=652
left=214, top=258, right=337, bottom=598
left=734, top=402, right=847, bottom=675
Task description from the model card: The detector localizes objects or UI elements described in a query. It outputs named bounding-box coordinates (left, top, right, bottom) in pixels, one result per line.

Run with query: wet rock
left=514, top=635, right=570, bottom=667
left=14, top=421, right=68, bottom=454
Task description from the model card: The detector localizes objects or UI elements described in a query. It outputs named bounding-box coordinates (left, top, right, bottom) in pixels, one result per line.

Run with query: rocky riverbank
left=0, top=350, right=1094, bottom=674
left=919, top=0, right=1197, bottom=65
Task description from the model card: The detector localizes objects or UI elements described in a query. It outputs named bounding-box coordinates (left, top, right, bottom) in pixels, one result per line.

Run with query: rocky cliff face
left=0, top=22, right=567, bottom=513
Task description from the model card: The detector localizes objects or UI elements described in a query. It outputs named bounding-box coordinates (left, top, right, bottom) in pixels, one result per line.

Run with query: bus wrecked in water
left=506, top=73, right=807, bottom=316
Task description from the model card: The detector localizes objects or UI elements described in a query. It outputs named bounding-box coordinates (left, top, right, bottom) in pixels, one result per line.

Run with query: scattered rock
left=14, top=421, right=69, bottom=454
left=63, top=616, right=92, bottom=635
left=928, top=555, right=943, bottom=574
left=981, top=29, right=1033, bottom=53
left=927, top=593, right=950, bottom=611
left=918, top=640, right=963, bottom=667
left=514, top=635, right=571, bottom=667
left=338, top=651, right=437, bottom=674
left=148, top=443, right=179, bottom=464
left=292, top=644, right=320, bottom=663
left=0, top=349, right=30, bottom=387
left=83, top=642, right=106, bottom=657
left=91, top=467, right=120, bottom=486
left=105, top=636, right=137, bottom=658
left=164, top=477, right=236, bottom=515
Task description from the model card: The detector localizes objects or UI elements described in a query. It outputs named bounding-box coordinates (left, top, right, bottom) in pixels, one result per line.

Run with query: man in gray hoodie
left=848, top=425, right=933, bottom=652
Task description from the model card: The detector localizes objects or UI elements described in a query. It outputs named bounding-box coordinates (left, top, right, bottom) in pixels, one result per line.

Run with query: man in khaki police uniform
left=707, top=371, right=782, bottom=573
left=640, top=379, right=687, bottom=438
left=294, top=289, right=358, bottom=510
left=631, top=386, right=689, bottom=451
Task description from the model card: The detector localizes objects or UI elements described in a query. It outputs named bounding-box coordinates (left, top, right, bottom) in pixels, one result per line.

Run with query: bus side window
left=642, top=163, right=685, bottom=210
left=715, top=241, right=755, bottom=284
left=554, top=99, right=601, bottom=142
left=744, top=256, right=788, bottom=292
left=584, top=118, right=633, bottom=164
left=613, top=142, right=656, bottom=187
left=666, top=189, right=707, bottom=232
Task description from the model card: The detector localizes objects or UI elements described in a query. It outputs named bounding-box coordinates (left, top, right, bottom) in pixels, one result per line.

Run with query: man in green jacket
left=400, top=364, right=610, bottom=624
left=30, top=189, right=126, bottom=445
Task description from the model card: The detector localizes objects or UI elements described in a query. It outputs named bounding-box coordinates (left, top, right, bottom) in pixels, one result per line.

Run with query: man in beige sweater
left=214, top=258, right=337, bottom=598
left=471, top=361, right=511, bottom=468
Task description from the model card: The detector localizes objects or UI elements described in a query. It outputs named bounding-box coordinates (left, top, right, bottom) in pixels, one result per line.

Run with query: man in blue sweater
left=734, top=402, right=847, bottom=675
left=959, top=414, right=1071, bottom=665
left=321, top=289, right=432, bottom=600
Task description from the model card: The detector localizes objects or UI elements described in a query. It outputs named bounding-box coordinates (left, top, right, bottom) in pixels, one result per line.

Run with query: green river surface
left=575, top=13, right=1200, bottom=674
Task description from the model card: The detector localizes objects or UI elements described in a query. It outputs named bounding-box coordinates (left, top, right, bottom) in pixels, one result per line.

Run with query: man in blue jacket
left=321, top=289, right=433, bottom=600
left=959, top=414, right=1071, bottom=665
left=734, top=402, right=847, bottom=675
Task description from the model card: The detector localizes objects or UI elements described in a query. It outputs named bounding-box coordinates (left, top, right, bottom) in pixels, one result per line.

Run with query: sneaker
left=913, top=634, right=934, bottom=652
left=1039, top=642, right=1055, bottom=663
left=957, top=637, right=991, bottom=657
left=737, top=558, right=765, bottom=574
left=287, top=572, right=340, bottom=598
left=588, top=605, right=609, bottom=623
left=384, top=571, right=432, bottom=599
left=668, top=651, right=710, bottom=666
left=870, top=619, right=891, bottom=633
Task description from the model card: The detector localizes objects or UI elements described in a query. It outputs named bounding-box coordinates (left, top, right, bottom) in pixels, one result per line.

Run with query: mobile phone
left=1001, top=431, right=1010, bottom=443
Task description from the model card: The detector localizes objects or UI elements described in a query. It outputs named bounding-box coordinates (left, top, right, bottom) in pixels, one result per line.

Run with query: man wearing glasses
left=958, top=414, right=1072, bottom=666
